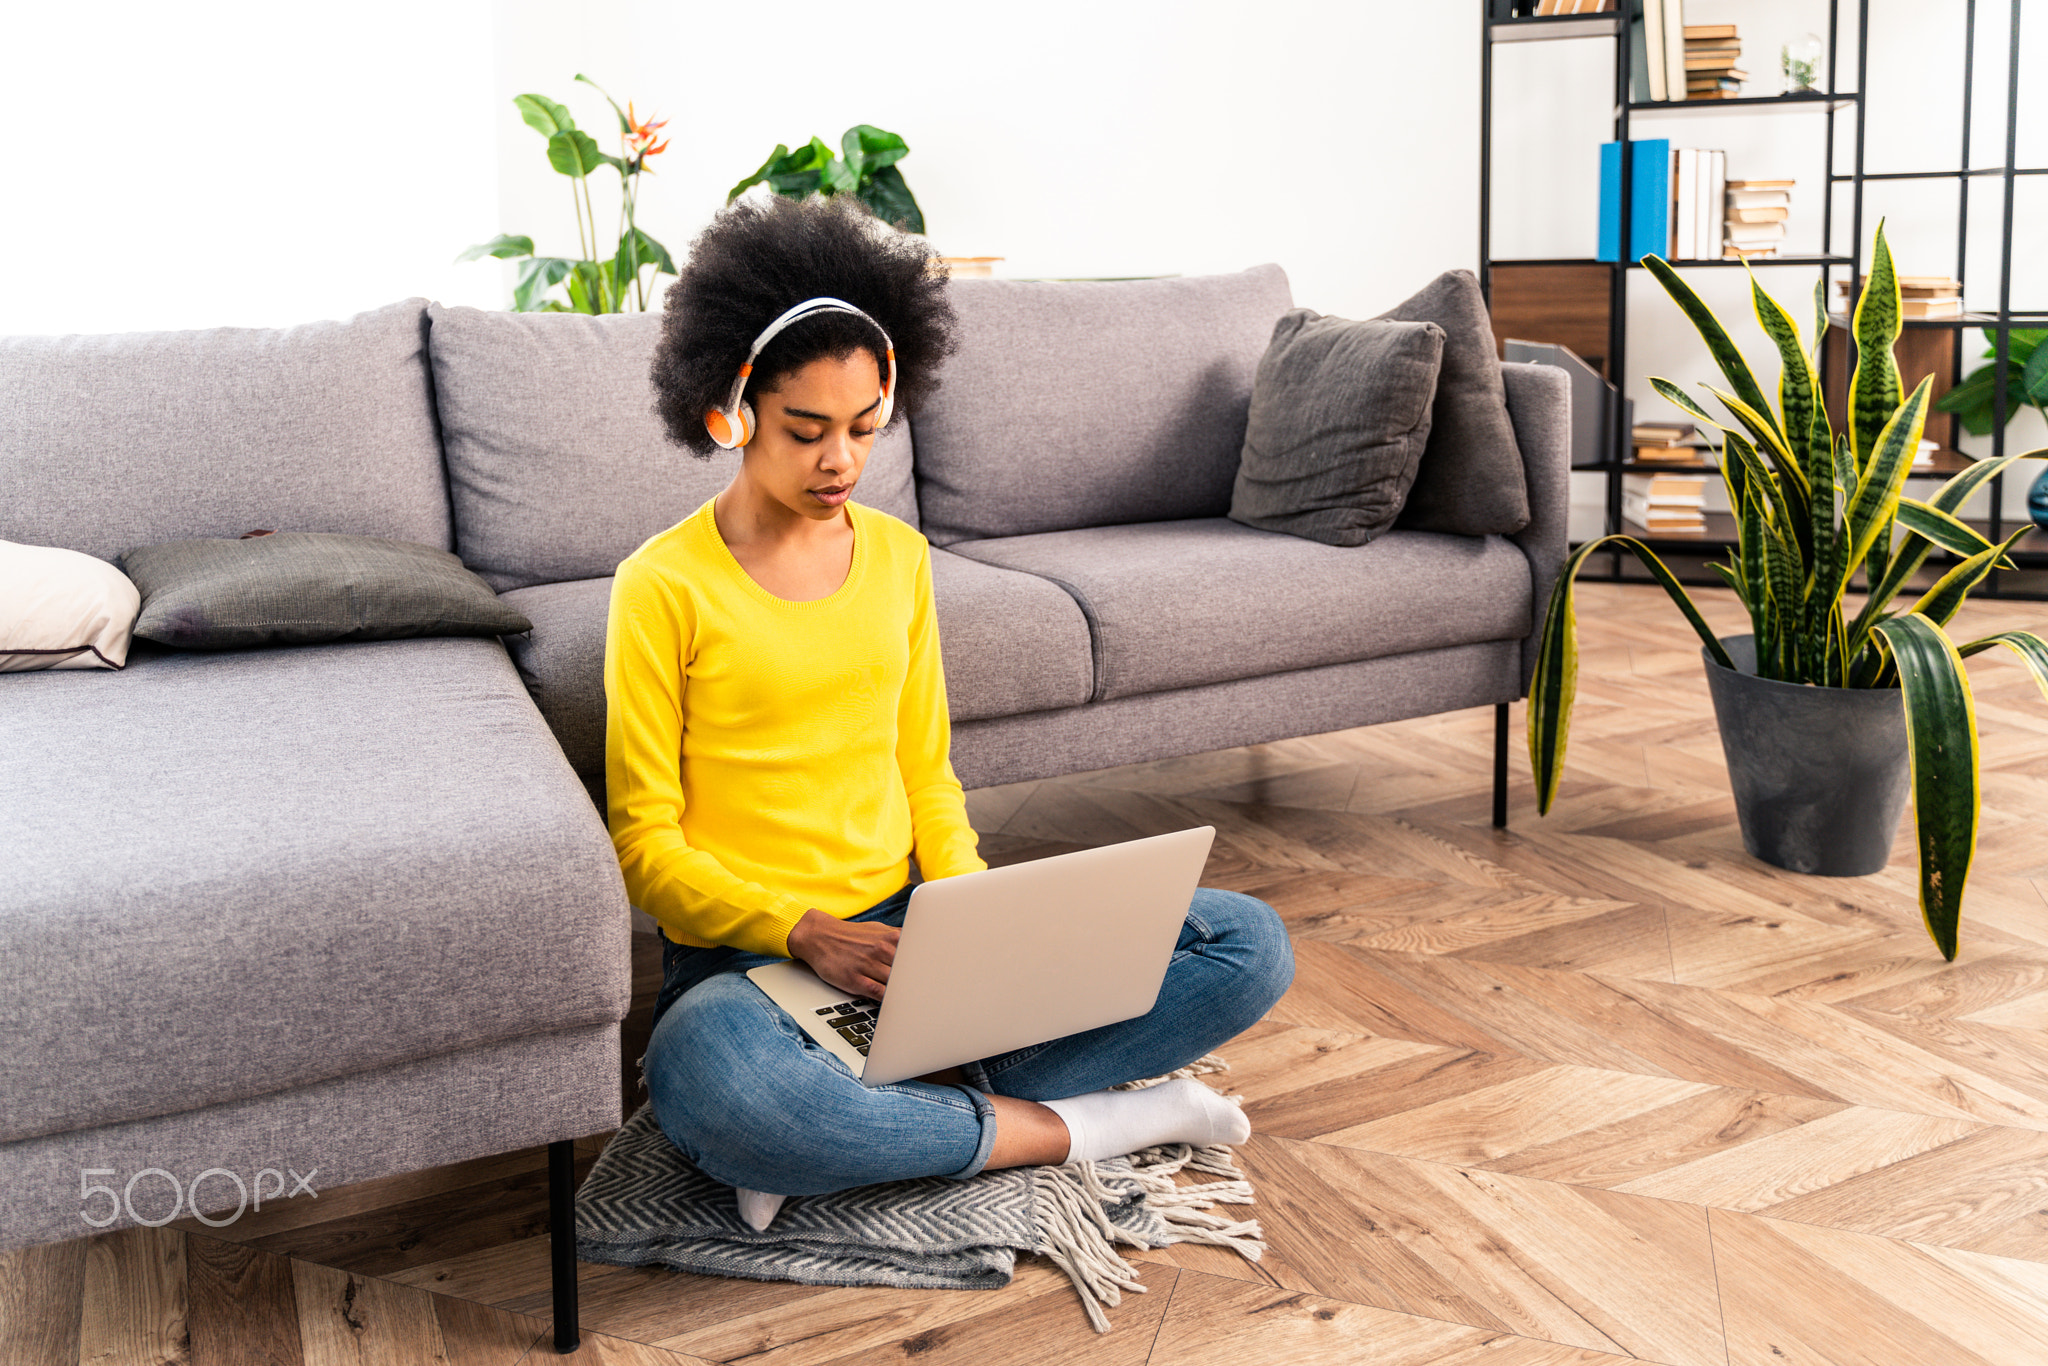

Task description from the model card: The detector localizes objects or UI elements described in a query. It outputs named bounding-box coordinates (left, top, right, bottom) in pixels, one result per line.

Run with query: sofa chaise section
left=0, top=302, right=632, bottom=1303
left=0, top=634, right=631, bottom=1245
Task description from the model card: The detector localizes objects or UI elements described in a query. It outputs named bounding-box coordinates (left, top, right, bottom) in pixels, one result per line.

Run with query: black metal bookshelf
left=1479, top=0, right=2042, bottom=591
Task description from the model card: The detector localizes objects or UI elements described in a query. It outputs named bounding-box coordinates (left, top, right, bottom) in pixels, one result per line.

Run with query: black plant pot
left=1701, top=635, right=1911, bottom=876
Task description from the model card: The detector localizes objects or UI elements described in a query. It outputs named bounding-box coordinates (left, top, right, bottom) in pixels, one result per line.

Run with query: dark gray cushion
left=119, top=532, right=530, bottom=649
left=911, top=267, right=1294, bottom=545
left=0, top=636, right=630, bottom=1144
left=0, top=300, right=449, bottom=563
left=1228, top=310, right=1444, bottom=546
left=1377, top=270, right=1531, bottom=536
left=427, top=305, right=920, bottom=592
left=947, top=519, right=1531, bottom=702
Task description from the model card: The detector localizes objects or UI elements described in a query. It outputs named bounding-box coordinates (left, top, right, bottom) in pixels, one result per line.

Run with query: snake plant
left=1528, top=222, right=2048, bottom=961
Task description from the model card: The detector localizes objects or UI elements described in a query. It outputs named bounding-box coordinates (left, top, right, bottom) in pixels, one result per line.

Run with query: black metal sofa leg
left=1493, top=702, right=1510, bottom=830
left=550, top=1138, right=580, bottom=1353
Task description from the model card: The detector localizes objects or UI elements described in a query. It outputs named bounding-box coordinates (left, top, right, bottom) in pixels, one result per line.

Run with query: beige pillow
left=1, top=540, right=142, bottom=671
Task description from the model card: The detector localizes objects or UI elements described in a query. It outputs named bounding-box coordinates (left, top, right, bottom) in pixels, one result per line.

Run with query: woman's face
left=742, top=350, right=884, bottom=522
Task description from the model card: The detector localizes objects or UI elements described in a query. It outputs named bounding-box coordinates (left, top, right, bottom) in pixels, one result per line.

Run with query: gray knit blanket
left=574, top=1063, right=1262, bottom=1332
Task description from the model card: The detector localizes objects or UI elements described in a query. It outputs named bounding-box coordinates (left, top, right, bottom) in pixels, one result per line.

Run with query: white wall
left=485, top=0, right=1480, bottom=322
left=5, top=1, right=1486, bottom=332
left=9, top=0, right=2035, bottom=515
left=3, top=1, right=502, bottom=334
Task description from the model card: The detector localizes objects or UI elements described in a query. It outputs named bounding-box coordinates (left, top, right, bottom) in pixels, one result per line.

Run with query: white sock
left=735, top=1188, right=786, bottom=1231
left=1041, top=1078, right=1251, bottom=1165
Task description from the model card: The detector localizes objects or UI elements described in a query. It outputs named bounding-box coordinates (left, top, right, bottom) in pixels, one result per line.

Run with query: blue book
left=1598, top=138, right=1671, bottom=263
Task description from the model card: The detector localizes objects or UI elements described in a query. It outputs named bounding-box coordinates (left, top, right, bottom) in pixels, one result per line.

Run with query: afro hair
left=651, top=194, right=957, bottom=457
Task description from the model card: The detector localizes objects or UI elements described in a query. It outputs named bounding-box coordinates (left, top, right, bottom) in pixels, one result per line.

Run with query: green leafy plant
left=1781, top=48, right=1820, bottom=93
left=458, top=75, right=676, bottom=313
left=728, top=125, right=925, bottom=233
left=1528, top=222, right=2048, bottom=961
left=1934, top=327, right=2048, bottom=436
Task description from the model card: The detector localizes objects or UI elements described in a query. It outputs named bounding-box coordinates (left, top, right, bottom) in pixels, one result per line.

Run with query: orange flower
left=626, top=103, right=670, bottom=160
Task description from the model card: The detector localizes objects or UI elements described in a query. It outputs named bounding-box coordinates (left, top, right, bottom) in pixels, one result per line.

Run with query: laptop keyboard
left=815, top=999, right=881, bottom=1055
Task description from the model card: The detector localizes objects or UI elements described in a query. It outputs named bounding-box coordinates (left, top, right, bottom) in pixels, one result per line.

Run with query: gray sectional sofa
left=0, top=265, right=1567, bottom=1348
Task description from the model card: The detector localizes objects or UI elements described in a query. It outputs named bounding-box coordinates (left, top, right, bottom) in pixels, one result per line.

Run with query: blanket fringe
left=1031, top=1165, right=1150, bottom=1333
left=1032, top=1060, right=1267, bottom=1333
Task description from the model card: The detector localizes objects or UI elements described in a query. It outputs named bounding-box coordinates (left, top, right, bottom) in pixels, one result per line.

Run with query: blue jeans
left=641, top=883, right=1294, bottom=1195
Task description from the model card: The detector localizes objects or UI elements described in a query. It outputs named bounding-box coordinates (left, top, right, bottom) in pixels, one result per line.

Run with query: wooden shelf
left=1962, top=518, right=2048, bottom=562
left=1597, top=500, right=2044, bottom=563
left=1826, top=309, right=2048, bottom=331
left=1603, top=451, right=1972, bottom=477
left=1617, top=455, right=1717, bottom=472
left=1492, top=256, right=1854, bottom=270
left=1488, top=13, right=1620, bottom=43
left=1913, top=449, right=1977, bottom=476
left=1618, top=512, right=1740, bottom=545
left=1627, top=93, right=1855, bottom=115
left=1630, top=255, right=1854, bottom=269
left=1486, top=2, right=2039, bottom=597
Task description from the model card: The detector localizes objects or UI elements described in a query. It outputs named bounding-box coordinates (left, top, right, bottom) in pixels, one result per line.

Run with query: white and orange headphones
left=703, top=296, right=897, bottom=450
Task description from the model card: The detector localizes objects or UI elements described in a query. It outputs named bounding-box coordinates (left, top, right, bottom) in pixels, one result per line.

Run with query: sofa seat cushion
left=929, top=550, right=1093, bottom=721
left=498, top=550, right=1094, bottom=799
left=947, top=519, right=1533, bottom=702
left=500, top=576, right=613, bottom=786
left=0, top=636, right=631, bottom=1145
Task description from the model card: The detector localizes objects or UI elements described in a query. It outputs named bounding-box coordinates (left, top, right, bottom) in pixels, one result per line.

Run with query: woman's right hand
left=786, top=908, right=899, bottom=1000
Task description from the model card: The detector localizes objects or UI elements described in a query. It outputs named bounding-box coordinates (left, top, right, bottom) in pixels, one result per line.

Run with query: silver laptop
left=747, top=826, right=1215, bottom=1087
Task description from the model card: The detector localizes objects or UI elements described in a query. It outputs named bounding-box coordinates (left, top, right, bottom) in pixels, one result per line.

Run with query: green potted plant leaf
left=728, top=125, right=926, bottom=233
left=1529, top=222, right=2048, bottom=961
left=457, top=75, right=677, bottom=313
left=1934, top=328, right=2048, bottom=438
left=1934, top=326, right=2048, bottom=528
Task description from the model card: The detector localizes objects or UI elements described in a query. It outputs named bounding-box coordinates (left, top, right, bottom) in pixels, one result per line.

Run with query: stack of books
left=1672, top=148, right=1728, bottom=259
left=1531, top=0, right=1616, bottom=13
left=1632, top=422, right=1703, bottom=464
left=1599, top=140, right=1733, bottom=261
left=1624, top=472, right=1709, bottom=533
left=1630, top=0, right=1688, bottom=103
left=1685, top=24, right=1747, bottom=97
left=1725, top=179, right=1793, bottom=258
left=1836, top=274, right=1963, bottom=318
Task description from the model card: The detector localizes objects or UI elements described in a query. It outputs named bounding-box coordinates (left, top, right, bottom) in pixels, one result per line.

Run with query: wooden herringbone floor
left=9, top=580, right=2048, bottom=1365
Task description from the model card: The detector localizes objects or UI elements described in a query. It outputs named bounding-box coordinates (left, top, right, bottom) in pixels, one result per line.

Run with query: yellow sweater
left=604, top=497, right=986, bottom=956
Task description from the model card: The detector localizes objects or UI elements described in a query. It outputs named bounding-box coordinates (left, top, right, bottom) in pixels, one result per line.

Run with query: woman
left=609, top=194, right=1293, bottom=1230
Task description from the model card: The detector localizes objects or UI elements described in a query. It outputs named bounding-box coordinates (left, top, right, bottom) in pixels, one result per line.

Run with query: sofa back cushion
left=0, top=299, right=449, bottom=562
left=1379, top=269, right=1531, bottom=536
left=911, top=266, right=1293, bottom=546
left=428, top=305, right=919, bottom=592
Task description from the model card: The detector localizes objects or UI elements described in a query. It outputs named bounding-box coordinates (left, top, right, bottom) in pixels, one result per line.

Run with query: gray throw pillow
left=119, top=531, right=532, bottom=649
left=1227, top=310, right=1446, bottom=547
left=1377, top=269, right=1531, bottom=536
